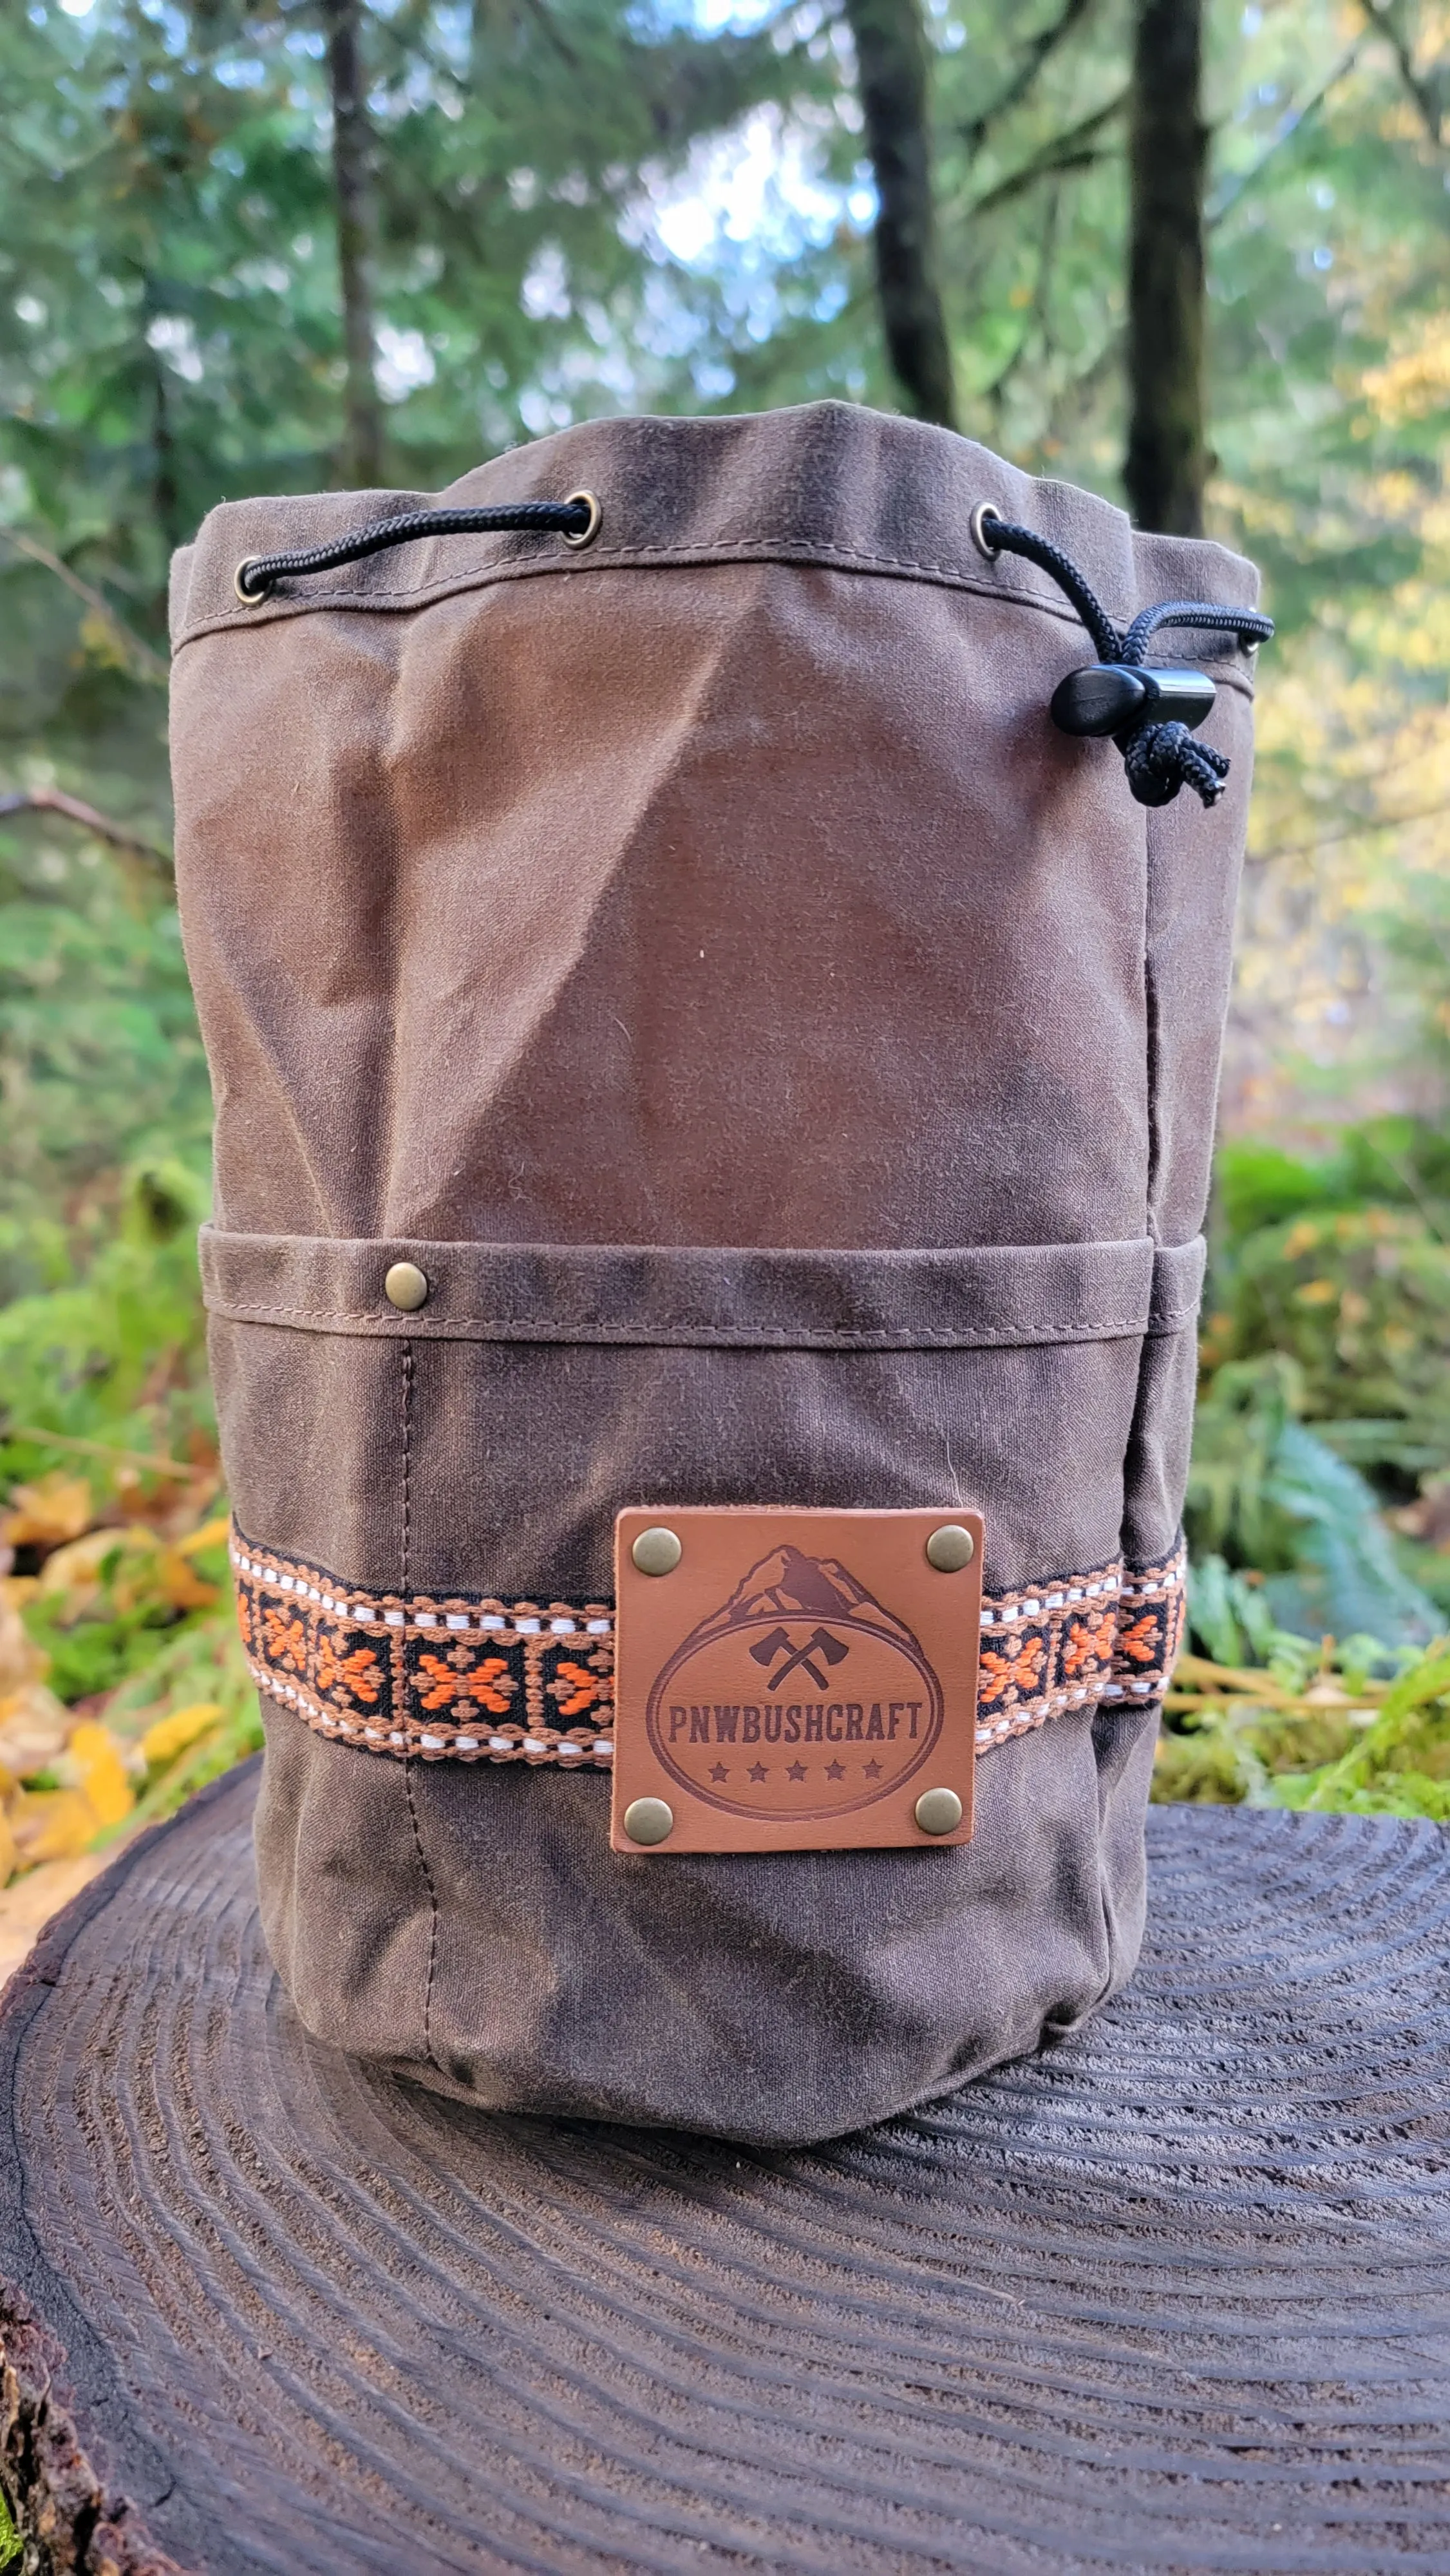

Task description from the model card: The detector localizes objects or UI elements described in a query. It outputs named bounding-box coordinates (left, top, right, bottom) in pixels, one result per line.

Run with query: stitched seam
left=397, top=1343, right=440, bottom=2070
left=200, top=1302, right=1160, bottom=1344
left=174, top=545, right=1259, bottom=688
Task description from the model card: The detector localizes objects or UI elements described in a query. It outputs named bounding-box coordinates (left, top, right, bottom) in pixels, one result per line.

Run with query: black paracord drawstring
left=233, top=491, right=601, bottom=602
left=234, top=485, right=1269, bottom=812
left=972, top=505, right=1274, bottom=810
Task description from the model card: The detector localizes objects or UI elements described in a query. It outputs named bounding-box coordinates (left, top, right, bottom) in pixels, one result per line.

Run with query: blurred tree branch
left=0, top=533, right=169, bottom=687
left=958, top=0, right=1098, bottom=156
left=1361, top=0, right=1449, bottom=145
left=964, top=93, right=1125, bottom=222
left=0, top=790, right=173, bottom=874
left=1207, top=43, right=1364, bottom=228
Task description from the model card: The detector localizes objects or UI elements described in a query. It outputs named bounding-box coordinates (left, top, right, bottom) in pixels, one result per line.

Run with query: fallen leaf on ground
left=0, top=1473, right=93, bottom=1554
left=14, top=1787, right=100, bottom=1863
left=145, top=1549, right=218, bottom=1614
left=0, top=1595, right=46, bottom=1698
left=37, top=1524, right=150, bottom=1616
left=64, top=1721, right=133, bottom=1829
left=174, top=1515, right=229, bottom=1559
left=0, top=1681, right=71, bottom=1776
left=0, top=1852, right=118, bottom=1988
left=140, top=1701, right=221, bottom=1767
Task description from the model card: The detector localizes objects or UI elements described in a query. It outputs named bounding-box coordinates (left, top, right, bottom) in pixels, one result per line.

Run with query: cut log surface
left=0, top=1762, right=1448, bottom=2575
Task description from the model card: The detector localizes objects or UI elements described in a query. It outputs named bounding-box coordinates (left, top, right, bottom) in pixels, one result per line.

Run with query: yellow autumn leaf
left=174, top=1516, right=230, bottom=1559
left=15, top=1788, right=99, bottom=1864
left=0, top=1852, right=111, bottom=1987
left=148, top=1549, right=219, bottom=1613
left=140, top=1702, right=221, bottom=1768
left=65, top=1723, right=134, bottom=1831
left=0, top=1681, right=71, bottom=1777
left=76, top=606, right=134, bottom=672
left=0, top=1595, right=47, bottom=1700
left=0, top=1472, right=93, bottom=1553
left=1363, top=321, right=1450, bottom=424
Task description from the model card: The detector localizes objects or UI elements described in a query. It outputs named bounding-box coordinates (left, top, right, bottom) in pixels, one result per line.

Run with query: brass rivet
left=623, top=1796, right=674, bottom=1846
left=915, top=1786, right=963, bottom=1836
left=631, top=1526, right=682, bottom=1577
left=562, top=489, right=603, bottom=549
left=384, top=1260, right=429, bottom=1313
left=926, top=1523, right=975, bottom=1572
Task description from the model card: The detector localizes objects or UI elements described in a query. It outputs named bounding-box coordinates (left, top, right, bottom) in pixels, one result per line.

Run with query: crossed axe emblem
left=749, top=1624, right=850, bottom=1692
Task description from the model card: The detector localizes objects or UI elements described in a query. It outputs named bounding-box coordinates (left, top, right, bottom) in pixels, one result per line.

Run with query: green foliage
left=0, top=1162, right=212, bottom=1501
left=1216, top=1206, right=1450, bottom=1461
left=1212, top=1140, right=1342, bottom=1245
left=0, top=816, right=209, bottom=1267
left=1184, top=1353, right=1440, bottom=1643
left=1156, top=1628, right=1450, bottom=1815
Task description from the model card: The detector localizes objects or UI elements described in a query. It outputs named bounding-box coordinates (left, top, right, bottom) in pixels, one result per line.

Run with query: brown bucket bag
left=169, top=401, right=1268, bottom=2146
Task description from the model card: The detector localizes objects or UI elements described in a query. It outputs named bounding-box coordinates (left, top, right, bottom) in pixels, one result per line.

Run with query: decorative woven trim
left=974, top=1553, right=1185, bottom=1749
left=232, top=1529, right=1185, bottom=1768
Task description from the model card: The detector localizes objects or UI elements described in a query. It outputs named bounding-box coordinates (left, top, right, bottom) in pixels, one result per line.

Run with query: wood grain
left=0, top=1762, right=1447, bottom=2574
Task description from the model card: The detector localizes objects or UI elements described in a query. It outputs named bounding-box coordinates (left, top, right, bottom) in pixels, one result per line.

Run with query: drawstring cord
left=233, top=491, right=601, bottom=602
left=232, top=483, right=1270, bottom=815
left=972, top=505, right=1274, bottom=810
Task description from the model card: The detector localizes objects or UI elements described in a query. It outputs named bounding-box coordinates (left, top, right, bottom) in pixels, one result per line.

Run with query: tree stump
left=0, top=1761, right=1447, bottom=2573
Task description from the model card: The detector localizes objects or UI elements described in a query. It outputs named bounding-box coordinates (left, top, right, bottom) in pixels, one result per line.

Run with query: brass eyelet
left=969, top=502, right=1003, bottom=562
left=561, top=489, right=602, bottom=551
left=234, top=560, right=267, bottom=605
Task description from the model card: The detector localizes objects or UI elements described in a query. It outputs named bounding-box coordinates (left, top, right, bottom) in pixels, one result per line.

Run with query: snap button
left=383, top=1260, right=429, bottom=1312
left=622, top=1796, right=674, bottom=1846
left=914, top=1786, right=963, bottom=1835
left=926, top=1523, right=975, bottom=1571
left=631, top=1526, right=683, bottom=1576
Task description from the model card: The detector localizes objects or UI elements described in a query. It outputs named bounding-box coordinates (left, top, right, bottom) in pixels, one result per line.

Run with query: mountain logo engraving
left=644, top=1544, right=944, bottom=1822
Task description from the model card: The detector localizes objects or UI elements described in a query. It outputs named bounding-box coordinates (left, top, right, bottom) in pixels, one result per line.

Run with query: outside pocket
left=203, top=1230, right=1199, bottom=1600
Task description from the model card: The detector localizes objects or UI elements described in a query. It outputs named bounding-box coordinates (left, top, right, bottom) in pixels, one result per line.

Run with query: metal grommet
left=969, top=502, right=1002, bottom=562
left=561, top=489, right=602, bottom=550
left=233, top=560, right=268, bottom=605
left=623, top=1796, right=674, bottom=1846
left=914, top=1786, right=964, bottom=1836
left=384, top=1260, right=429, bottom=1313
left=632, top=1526, right=683, bottom=1577
left=926, top=1522, right=976, bottom=1573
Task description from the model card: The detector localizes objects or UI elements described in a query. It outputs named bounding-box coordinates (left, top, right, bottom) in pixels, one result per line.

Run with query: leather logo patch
left=612, top=1508, right=982, bottom=1854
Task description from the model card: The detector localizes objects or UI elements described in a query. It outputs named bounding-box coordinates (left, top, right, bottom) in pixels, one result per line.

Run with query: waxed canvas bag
left=169, top=400, right=1266, bottom=2146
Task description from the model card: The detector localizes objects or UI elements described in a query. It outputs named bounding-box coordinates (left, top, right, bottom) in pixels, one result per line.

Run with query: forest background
left=3, top=0, right=1450, bottom=1915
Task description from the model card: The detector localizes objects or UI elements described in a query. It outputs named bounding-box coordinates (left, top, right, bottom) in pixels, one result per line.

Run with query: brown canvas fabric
left=169, top=401, right=1259, bottom=2145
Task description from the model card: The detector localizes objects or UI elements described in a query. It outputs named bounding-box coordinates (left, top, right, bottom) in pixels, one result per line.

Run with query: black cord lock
left=971, top=502, right=1272, bottom=810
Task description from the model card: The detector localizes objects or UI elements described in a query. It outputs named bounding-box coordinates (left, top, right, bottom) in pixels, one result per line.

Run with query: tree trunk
left=323, top=0, right=384, bottom=488
left=843, top=0, right=957, bottom=430
left=1124, top=0, right=1207, bottom=535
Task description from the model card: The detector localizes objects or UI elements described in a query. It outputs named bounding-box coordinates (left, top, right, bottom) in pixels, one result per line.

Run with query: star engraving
left=825, top=1758, right=846, bottom=1781
left=786, top=1760, right=808, bottom=1782
left=709, top=1762, right=729, bottom=1783
left=747, top=1761, right=769, bottom=1783
left=863, top=1758, right=883, bottom=1779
